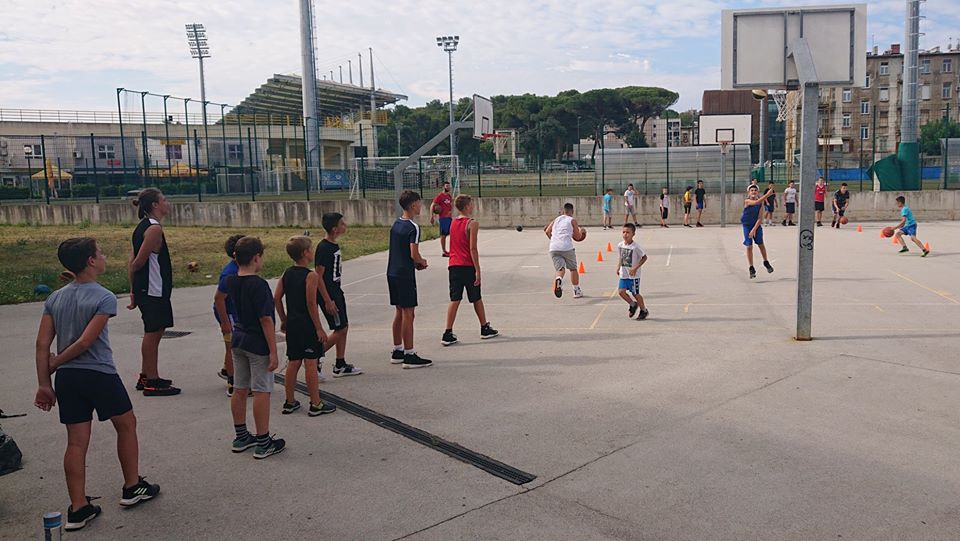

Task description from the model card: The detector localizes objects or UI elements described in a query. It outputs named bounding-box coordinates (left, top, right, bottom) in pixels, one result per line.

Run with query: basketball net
left=772, top=90, right=799, bottom=123
left=719, top=141, right=731, bottom=155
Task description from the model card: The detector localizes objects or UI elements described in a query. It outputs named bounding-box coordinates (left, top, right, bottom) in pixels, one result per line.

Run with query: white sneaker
left=573, top=287, right=583, bottom=299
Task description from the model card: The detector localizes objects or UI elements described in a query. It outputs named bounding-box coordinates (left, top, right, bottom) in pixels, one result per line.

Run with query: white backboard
left=721, top=4, right=867, bottom=89
left=698, top=114, right=752, bottom=145
left=473, top=94, right=493, bottom=140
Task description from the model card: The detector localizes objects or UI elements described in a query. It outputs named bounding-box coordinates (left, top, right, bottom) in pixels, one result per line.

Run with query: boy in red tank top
left=441, top=195, right=499, bottom=346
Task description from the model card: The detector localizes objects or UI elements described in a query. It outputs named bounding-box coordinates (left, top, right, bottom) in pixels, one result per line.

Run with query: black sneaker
left=637, top=309, right=649, bottom=320
left=898, top=247, right=909, bottom=253
left=817, top=221, right=823, bottom=227
left=281, top=400, right=301, bottom=415
left=441, top=330, right=459, bottom=346
left=696, top=222, right=703, bottom=227
left=142, top=379, right=181, bottom=397
left=764, top=260, right=774, bottom=274
left=390, top=349, right=405, bottom=364
left=553, top=277, right=563, bottom=298
left=789, top=222, right=796, bottom=226
left=332, top=363, right=363, bottom=377
left=217, top=368, right=229, bottom=380
left=253, top=436, right=286, bottom=459
left=628, top=302, right=639, bottom=318
left=308, top=402, right=337, bottom=416
left=749, top=266, right=757, bottom=279
left=232, top=432, right=258, bottom=453
left=480, top=323, right=499, bottom=340
left=119, top=477, right=160, bottom=507
left=781, top=219, right=787, bottom=226
left=65, top=497, right=101, bottom=531
left=402, top=353, right=433, bottom=369
left=226, top=376, right=234, bottom=397
left=137, top=374, right=172, bottom=391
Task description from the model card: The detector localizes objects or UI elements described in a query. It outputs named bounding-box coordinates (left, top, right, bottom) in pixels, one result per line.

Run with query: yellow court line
left=589, top=289, right=620, bottom=330
left=683, top=303, right=692, bottom=314
left=874, top=305, right=885, bottom=313
left=891, top=271, right=960, bottom=305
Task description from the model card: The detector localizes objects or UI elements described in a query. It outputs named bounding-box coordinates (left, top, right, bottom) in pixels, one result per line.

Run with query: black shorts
left=764, top=204, right=775, bottom=213
left=814, top=201, right=825, bottom=212
left=388, top=275, right=417, bottom=308
left=785, top=202, right=796, bottom=214
left=835, top=208, right=846, bottom=217
left=55, top=368, right=132, bottom=425
left=661, top=207, right=669, bottom=219
left=683, top=203, right=692, bottom=213
left=285, top=319, right=323, bottom=360
left=321, top=289, right=349, bottom=331
left=137, top=295, right=173, bottom=333
left=449, top=266, right=481, bottom=303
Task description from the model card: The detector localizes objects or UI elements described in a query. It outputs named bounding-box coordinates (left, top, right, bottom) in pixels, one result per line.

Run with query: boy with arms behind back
left=316, top=212, right=363, bottom=377
left=388, top=191, right=433, bottom=368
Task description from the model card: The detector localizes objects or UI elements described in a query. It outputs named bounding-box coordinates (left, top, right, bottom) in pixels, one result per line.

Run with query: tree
left=919, top=117, right=960, bottom=156
left=572, top=89, right=628, bottom=160
left=618, top=86, right=679, bottom=134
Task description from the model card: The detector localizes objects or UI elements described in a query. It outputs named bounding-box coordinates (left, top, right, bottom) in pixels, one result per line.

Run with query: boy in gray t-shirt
left=34, top=238, right=160, bottom=531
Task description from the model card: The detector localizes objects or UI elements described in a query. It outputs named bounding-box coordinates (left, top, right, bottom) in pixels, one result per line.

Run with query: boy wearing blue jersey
left=893, top=196, right=930, bottom=256
left=742, top=185, right=775, bottom=279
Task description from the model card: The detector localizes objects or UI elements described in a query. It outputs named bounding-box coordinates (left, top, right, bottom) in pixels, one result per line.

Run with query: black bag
left=0, top=426, right=23, bottom=476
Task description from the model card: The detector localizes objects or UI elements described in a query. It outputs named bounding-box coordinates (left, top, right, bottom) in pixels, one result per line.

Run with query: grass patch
left=0, top=224, right=437, bottom=305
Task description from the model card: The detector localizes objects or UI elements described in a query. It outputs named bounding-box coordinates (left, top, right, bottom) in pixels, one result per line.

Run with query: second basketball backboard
left=721, top=4, right=867, bottom=90
left=473, top=94, right=493, bottom=140
left=698, top=114, right=752, bottom=146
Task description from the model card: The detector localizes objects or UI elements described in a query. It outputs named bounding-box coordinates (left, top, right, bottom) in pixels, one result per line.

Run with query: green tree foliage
left=919, top=117, right=960, bottom=156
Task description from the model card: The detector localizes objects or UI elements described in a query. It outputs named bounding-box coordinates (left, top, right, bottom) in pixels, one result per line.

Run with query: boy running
left=545, top=202, right=584, bottom=299
left=274, top=236, right=338, bottom=417
left=214, top=234, right=244, bottom=396
left=35, top=238, right=160, bottom=531
left=782, top=181, right=797, bottom=226
left=694, top=180, right=706, bottom=227
left=616, top=223, right=649, bottom=320
left=832, top=182, right=851, bottom=228
left=388, top=191, right=433, bottom=368
left=763, top=182, right=778, bottom=226
left=682, top=186, right=694, bottom=227
left=224, top=237, right=285, bottom=459
left=316, top=212, right=363, bottom=377
left=429, top=181, right=453, bottom=257
left=814, top=177, right=827, bottom=226
left=602, top=188, right=614, bottom=229
left=742, top=185, right=775, bottom=279
left=892, top=196, right=930, bottom=257
left=624, top=184, right=639, bottom=226
left=441, top=194, right=499, bottom=346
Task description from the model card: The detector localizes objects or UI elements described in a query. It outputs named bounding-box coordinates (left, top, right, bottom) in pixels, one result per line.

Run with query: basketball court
left=2, top=220, right=959, bottom=540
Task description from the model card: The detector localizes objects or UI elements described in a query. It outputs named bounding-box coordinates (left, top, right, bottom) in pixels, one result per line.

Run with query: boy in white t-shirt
left=616, top=223, right=649, bottom=320
left=659, top=187, right=670, bottom=228
left=623, top=184, right=639, bottom=226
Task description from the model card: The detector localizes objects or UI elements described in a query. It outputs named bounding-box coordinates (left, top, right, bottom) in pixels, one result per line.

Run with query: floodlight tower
left=185, top=23, right=210, bottom=127
left=436, top=35, right=459, bottom=157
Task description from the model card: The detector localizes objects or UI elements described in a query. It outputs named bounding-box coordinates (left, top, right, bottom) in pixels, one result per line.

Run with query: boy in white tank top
left=544, top=203, right=584, bottom=298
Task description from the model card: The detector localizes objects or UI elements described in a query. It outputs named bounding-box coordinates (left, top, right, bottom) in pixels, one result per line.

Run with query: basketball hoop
left=480, top=133, right=507, bottom=140
left=718, top=140, right=732, bottom=155
left=772, top=90, right=799, bottom=123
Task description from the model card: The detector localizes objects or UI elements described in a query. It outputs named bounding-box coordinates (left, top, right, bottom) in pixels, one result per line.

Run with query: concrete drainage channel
left=274, top=373, right=537, bottom=486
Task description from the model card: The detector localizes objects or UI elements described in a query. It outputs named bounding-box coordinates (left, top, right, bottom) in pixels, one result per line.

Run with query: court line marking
left=665, top=244, right=673, bottom=266
left=890, top=271, right=960, bottom=305
left=874, top=305, right=884, bottom=313
left=589, top=289, right=619, bottom=330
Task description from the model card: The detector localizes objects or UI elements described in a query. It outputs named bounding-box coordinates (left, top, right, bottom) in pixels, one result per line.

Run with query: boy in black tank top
left=273, top=236, right=336, bottom=417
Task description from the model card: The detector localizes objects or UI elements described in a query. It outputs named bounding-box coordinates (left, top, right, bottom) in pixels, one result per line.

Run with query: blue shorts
left=438, top=217, right=452, bottom=236
left=742, top=224, right=764, bottom=246
left=617, top=278, right=640, bottom=294
left=696, top=201, right=704, bottom=210
left=900, top=224, right=918, bottom=237
left=212, top=308, right=236, bottom=328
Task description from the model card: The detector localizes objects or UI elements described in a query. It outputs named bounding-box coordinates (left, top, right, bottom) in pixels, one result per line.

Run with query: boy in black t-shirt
left=694, top=180, right=706, bottom=227
left=224, top=237, right=284, bottom=459
left=387, top=191, right=432, bottom=368
left=832, top=182, right=851, bottom=228
left=274, top=236, right=337, bottom=417
left=316, top=212, right=363, bottom=377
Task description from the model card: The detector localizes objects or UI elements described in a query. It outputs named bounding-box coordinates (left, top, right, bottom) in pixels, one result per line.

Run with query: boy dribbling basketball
left=545, top=203, right=584, bottom=299
left=742, top=185, right=775, bottom=279
left=616, top=223, right=649, bottom=320
left=892, top=195, right=930, bottom=257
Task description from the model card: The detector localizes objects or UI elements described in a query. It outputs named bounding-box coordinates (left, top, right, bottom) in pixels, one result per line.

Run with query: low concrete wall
left=1, top=190, right=957, bottom=228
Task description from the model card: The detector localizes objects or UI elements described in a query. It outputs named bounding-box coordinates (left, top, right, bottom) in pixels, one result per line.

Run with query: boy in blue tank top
left=742, top=185, right=775, bottom=279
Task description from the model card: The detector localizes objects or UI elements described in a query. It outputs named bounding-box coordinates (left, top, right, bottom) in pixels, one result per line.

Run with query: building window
left=23, top=144, right=43, bottom=157
left=879, top=112, right=889, bottom=128
left=96, top=144, right=116, bottom=160
left=879, top=137, right=888, bottom=152
left=842, top=113, right=852, bottom=128
left=860, top=126, right=869, bottom=140
left=943, top=83, right=953, bottom=99
left=879, top=62, right=889, bottom=75
left=227, top=144, right=243, bottom=160
left=920, top=59, right=930, bottom=74
left=921, top=84, right=931, bottom=100
left=860, top=100, right=870, bottom=114
left=842, top=89, right=852, bottom=102
left=865, top=74, right=871, bottom=87
left=944, top=59, right=953, bottom=73
left=165, top=145, right=182, bottom=160
left=879, top=87, right=889, bottom=102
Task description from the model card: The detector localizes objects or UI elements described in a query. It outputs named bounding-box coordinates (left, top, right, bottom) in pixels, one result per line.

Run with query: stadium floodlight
left=186, top=23, right=210, bottom=127
left=436, top=35, right=460, bottom=156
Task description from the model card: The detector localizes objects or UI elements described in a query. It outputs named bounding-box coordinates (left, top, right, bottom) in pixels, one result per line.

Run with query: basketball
left=187, top=261, right=200, bottom=273
left=882, top=226, right=895, bottom=238
left=433, top=205, right=442, bottom=214
left=573, top=227, right=587, bottom=242
left=840, top=216, right=849, bottom=225
left=516, top=225, right=523, bottom=232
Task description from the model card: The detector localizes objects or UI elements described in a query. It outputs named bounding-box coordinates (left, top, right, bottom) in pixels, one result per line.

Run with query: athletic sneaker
left=231, top=432, right=258, bottom=453
left=65, top=497, right=101, bottom=531
left=119, top=477, right=160, bottom=507
left=226, top=376, right=234, bottom=398
left=628, top=302, right=639, bottom=318
left=402, top=353, right=433, bottom=369
left=684, top=224, right=692, bottom=228
left=789, top=222, right=796, bottom=226
left=316, top=361, right=326, bottom=383
left=142, top=379, right=181, bottom=397
left=696, top=222, right=703, bottom=227
left=253, top=436, right=286, bottom=459
left=442, top=252, right=450, bottom=258
left=281, top=400, right=301, bottom=415
left=553, top=277, right=563, bottom=298
left=817, top=221, right=823, bottom=227
left=899, top=247, right=909, bottom=253
left=749, top=266, right=757, bottom=279
left=781, top=219, right=787, bottom=226
left=480, top=323, right=499, bottom=339
left=922, top=249, right=930, bottom=257
left=308, top=402, right=337, bottom=416
left=637, top=308, right=649, bottom=320
left=764, top=260, right=774, bottom=273
left=390, top=349, right=405, bottom=364
left=441, top=330, right=459, bottom=346
left=332, top=363, right=363, bottom=377
left=136, top=374, right=172, bottom=391
left=573, top=286, right=583, bottom=299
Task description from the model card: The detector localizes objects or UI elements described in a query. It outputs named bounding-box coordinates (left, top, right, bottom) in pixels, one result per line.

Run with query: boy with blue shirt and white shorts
left=616, top=223, right=648, bottom=320
left=893, top=195, right=930, bottom=257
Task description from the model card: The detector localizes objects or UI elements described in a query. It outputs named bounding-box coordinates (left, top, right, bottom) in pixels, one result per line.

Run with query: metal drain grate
left=162, top=330, right=192, bottom=339
left=274, top=374, right=537, bottom=485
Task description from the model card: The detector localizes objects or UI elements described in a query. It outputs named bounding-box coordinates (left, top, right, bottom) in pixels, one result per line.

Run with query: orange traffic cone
left=597, top=250, right=604, bottom=262
left=607, top=242, right=613, bottom=252
left=892, top=236, right=899, bottom=245
left=857, top=224, right=863, bottom=233
left=924, top=242, right=931, bottom=251
left=578, top=261, right=586, bottom=274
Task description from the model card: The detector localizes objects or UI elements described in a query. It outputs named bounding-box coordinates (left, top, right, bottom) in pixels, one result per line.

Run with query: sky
left=1, top=0, right=958, bottom=115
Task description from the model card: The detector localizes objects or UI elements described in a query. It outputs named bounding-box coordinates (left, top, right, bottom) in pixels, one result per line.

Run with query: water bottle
left=42, top=512, right=62, bottom=541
